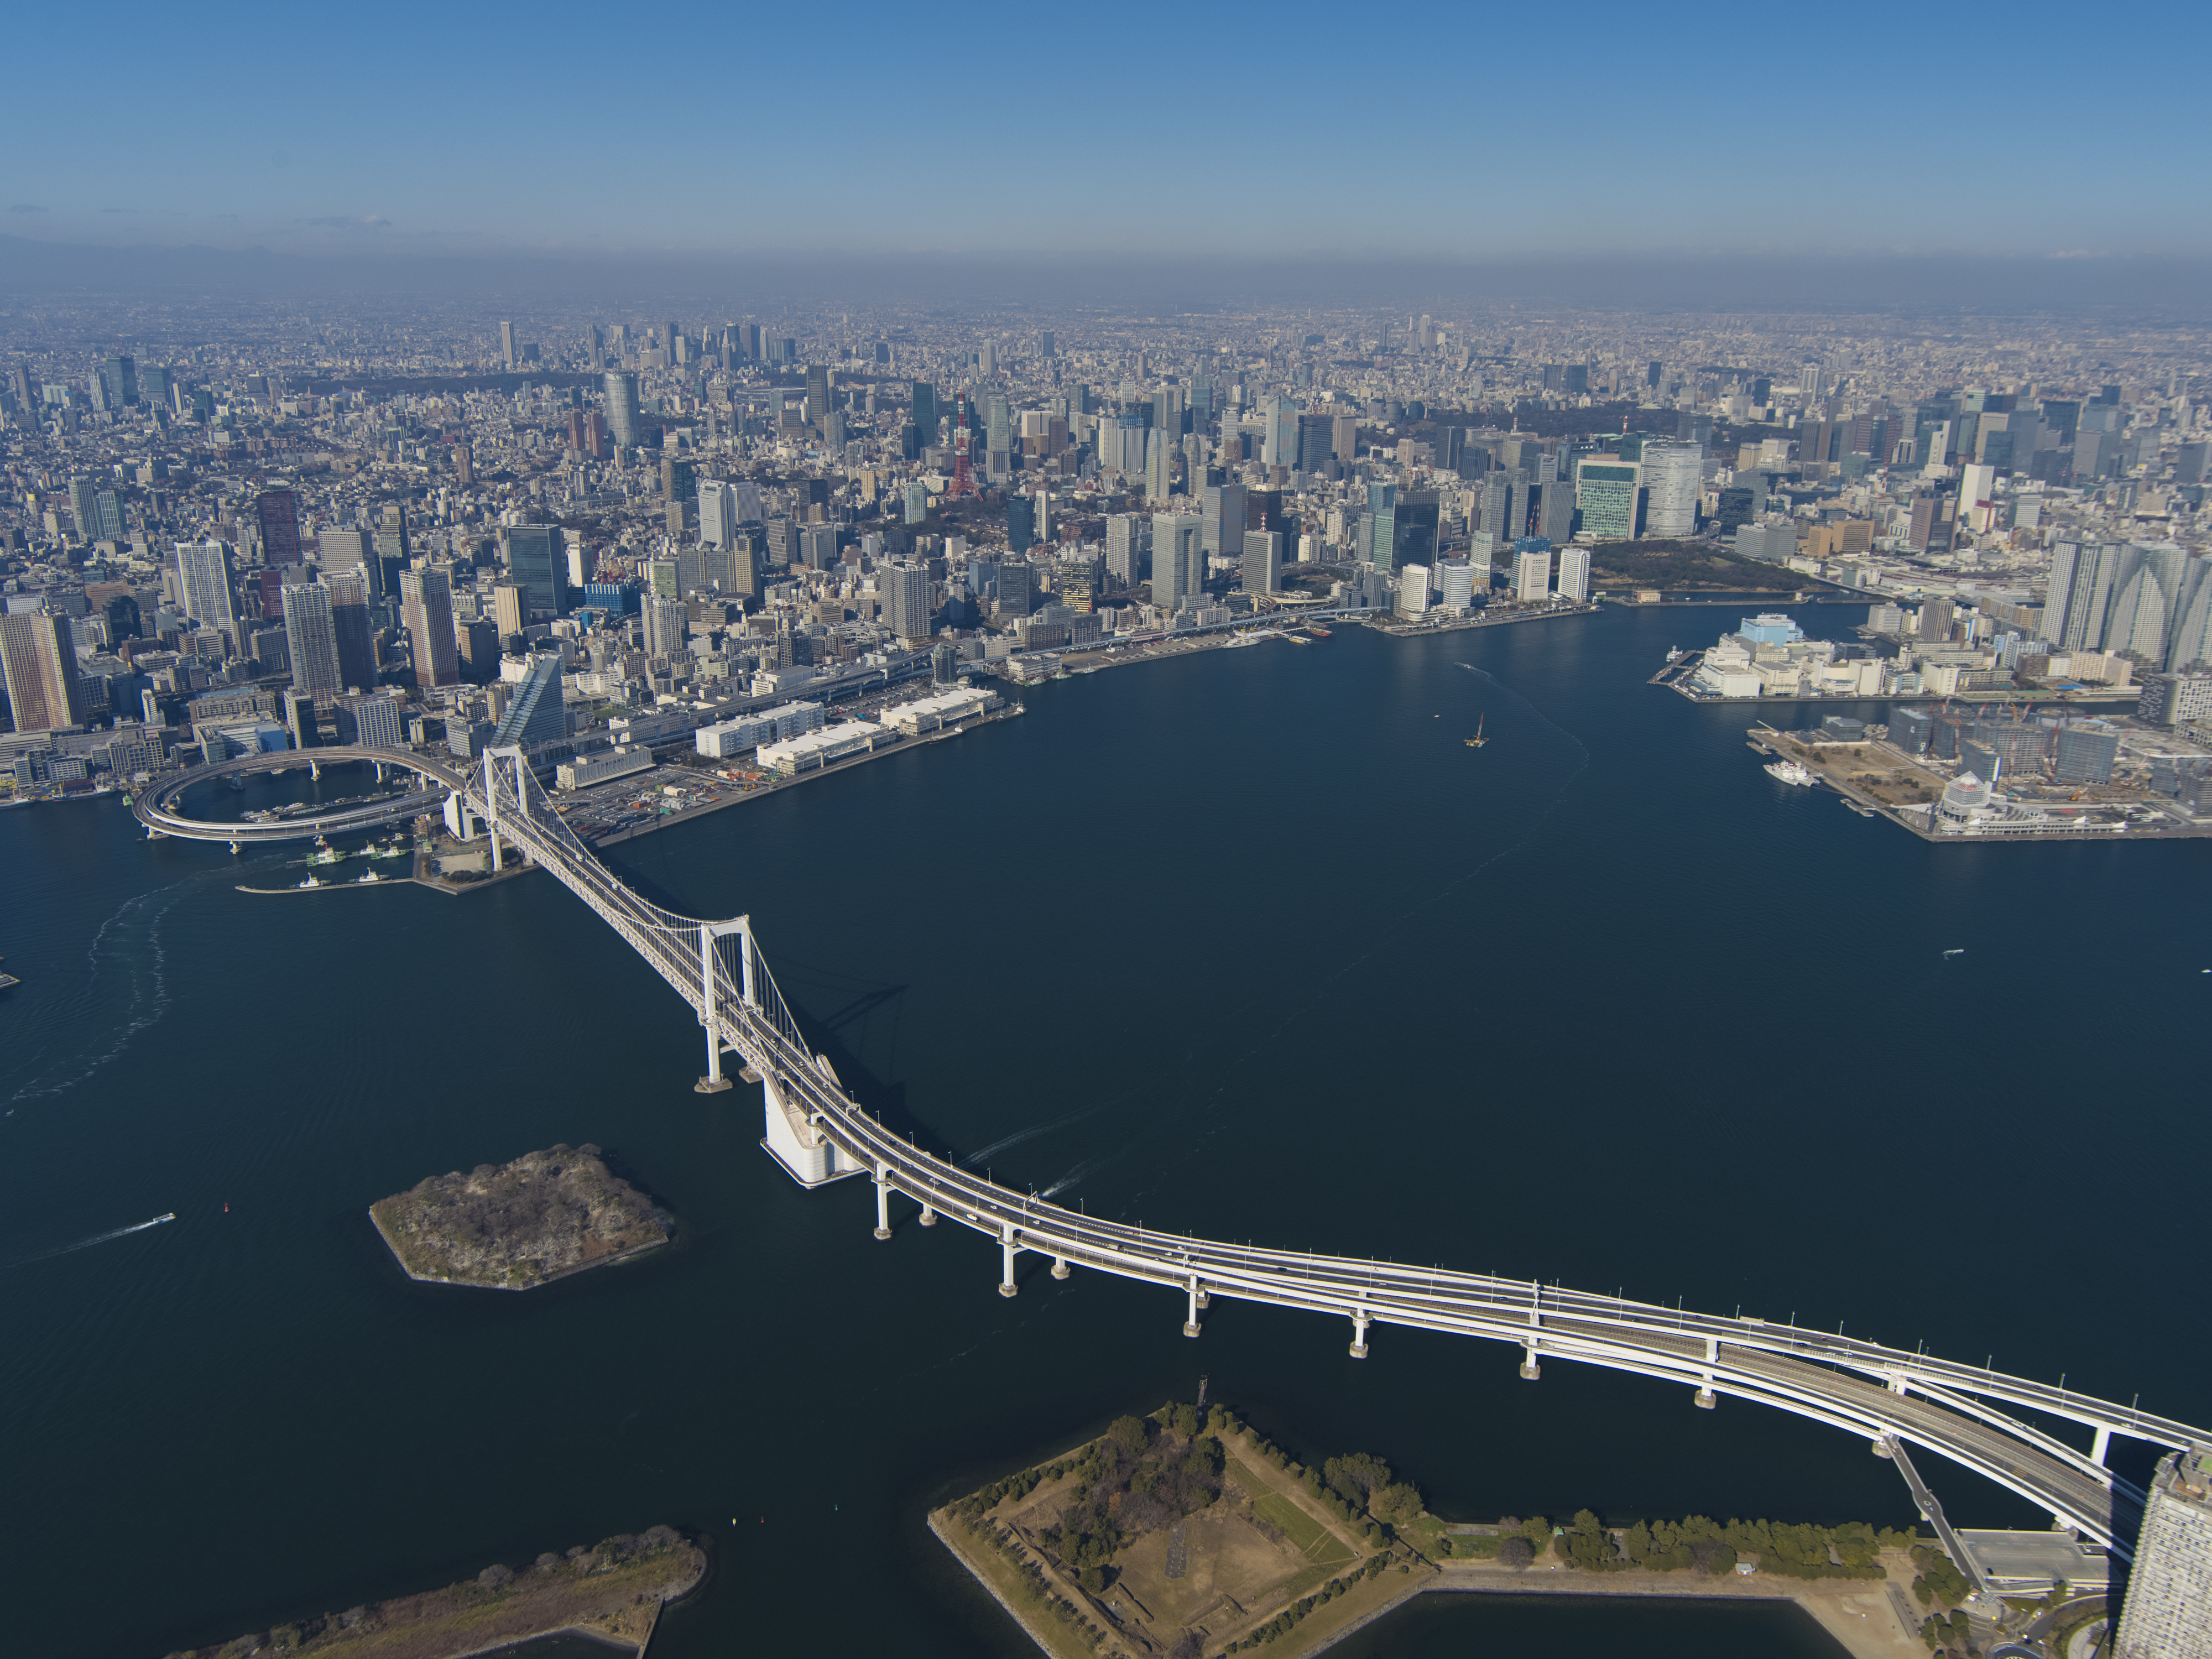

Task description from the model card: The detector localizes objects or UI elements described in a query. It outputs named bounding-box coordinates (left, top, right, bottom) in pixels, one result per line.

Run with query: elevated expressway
left=133, top=746, right=465, bottom=846
left=384, top=750, right=2212, bottom=1556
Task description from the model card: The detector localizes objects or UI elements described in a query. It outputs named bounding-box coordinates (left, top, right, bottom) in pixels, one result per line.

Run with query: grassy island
left=369, top=1144, right=669, bottom=1290
left=933, top=1397, right=1949, bottom=1659
left=161, top=1527, right=705, bottom=1659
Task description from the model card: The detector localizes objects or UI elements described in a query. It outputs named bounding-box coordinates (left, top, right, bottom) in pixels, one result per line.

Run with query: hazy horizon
left=7, top=0, right=2207, bottom=272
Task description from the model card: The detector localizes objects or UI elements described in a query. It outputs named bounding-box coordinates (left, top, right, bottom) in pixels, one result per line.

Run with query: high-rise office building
left=1364, top=483, right=1397, bottom=571
left=100, top=354, right=137, bottom=409
left=68, top=477, right=99, bottom=540
left=399, top=567, right=460, bottom=689
left=255, top=488, right=303, bottom=566
left=805, top=364, right=831, bottom=427
left=883, top=561, right=934, bottom=645
left=1575, top=459, right=1640, bottom=540
left=643, top=596, right=688, bottom=659
left=0, top=613, right=87, bottom=732
left=1202, top=483, right=1248, bottom=558
left=1641, top=440, right=1702, bottom=538
left=499, top=321, right=518, bottom=370
left=281, top=582, right=343, bottom=698
left=491, top=581, right=527, bottom=641
left=1105, top=514, right=1145, bottom=586
left=603, top=371, right=641, bottom=448
left=698, top=481, right=737, bottom=550
left=1242, top=530, right=1282, bottom=596
left=491, top=655, right=565, bottom=749
left=324, top=571, right=376, bottom=692
left=1145, top=429, right=1173, bottom=502
left=1296, top=413, right=1335, bottom=473
left=2041, top=541, right=2120, bottom=651
left=502, top=526, right=568, bottom=619
left=349, top=693, right=406, bottom=751
left=1516, top=547, right=1553, bottom=602
left=176, top=540, right=241, bottom=647
left=319, top=526, right=373, bottom=581
left=1557, top=547, right=1592, bottom=603
left=1397, top=564, right=1431, bottom=618
left=1263, top=397, right=1298, bottom=468
left=1150, top=513, right=1202, bottom=612
left=2115, top=1447, right=2212, bottom=1659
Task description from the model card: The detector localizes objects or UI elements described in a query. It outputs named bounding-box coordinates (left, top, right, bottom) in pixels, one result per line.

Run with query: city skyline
left=5, top=0, right=2209, bottom=265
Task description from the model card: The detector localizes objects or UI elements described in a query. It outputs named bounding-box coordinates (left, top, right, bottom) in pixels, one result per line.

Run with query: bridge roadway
left=456, top=747, right=2203, bottom=1557
left=133, top=747, right=465, bottom=844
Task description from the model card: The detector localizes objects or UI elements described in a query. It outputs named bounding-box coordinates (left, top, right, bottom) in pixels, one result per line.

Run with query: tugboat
left=1464, top=713, right=1489, bottom=749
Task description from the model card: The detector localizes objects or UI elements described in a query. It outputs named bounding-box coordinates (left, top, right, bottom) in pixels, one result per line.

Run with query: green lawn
left=1253, top=1493, right=1354, bottom=1564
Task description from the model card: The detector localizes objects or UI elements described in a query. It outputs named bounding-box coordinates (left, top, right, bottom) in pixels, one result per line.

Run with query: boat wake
left=3, top=878, right=202, bottom=1110
left=5, top=1212, right=174, bottom=1269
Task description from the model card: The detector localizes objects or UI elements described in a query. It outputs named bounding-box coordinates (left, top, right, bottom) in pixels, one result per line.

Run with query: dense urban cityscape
left=5, top=300, right=2212, bottom=854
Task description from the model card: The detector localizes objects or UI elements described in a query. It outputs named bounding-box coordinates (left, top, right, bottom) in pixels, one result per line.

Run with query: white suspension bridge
left=142, top=743, right=2207, bottom=1569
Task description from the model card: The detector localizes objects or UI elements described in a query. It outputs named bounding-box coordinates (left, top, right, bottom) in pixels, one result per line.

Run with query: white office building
left=1641, top=440, right=1702, bottom=538
left=1397, top=564, right=1431, bottom=618
left=1557, top=547, right=1591, bottom=603
left=1516, top=548, right=1553, bottom=602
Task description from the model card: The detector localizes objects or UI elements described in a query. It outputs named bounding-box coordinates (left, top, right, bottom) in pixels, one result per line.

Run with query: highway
left=133, top=745, right=465, bottom=844
left=461, top=744, right=2200, bottom=1560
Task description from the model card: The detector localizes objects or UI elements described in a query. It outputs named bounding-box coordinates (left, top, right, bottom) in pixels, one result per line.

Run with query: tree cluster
left=1910, top=1543, right=1972, bottom=1607
left=1920, top=1607, right=1974, bottom=1653
left=1438, top=1512, right=1908, bottom=1580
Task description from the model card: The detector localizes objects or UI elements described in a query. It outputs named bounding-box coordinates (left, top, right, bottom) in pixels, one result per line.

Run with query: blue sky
left=5, top=0, right=2206, bottom=260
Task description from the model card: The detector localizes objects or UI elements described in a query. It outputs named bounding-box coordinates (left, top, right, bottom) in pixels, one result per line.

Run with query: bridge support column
left=310, top=760, right=321, bottom=781
left=228, top=840, right=240, bottom=855
left=694, top=928, right=732, bottom=1093
left=1349, top=1311, right=1370, bottom=1360
left=1183, top=1279, right=1202, bottom=1339
left=1695, top=1375, right=1716, bottom=1410
left=998, top=1227, right=1018, bottom=1297
left=1051, top=1257, right=1068, bottom=1279
left=1519, top=1346, right=1540, bottom=1380
left=2093, top=1426, right=2111, bottom=1466
left=489, top=828, right=504, bottom=872
left=873, top=1171, right=893, bottom=1240
left=919, top=1204, right=937, bottom=1227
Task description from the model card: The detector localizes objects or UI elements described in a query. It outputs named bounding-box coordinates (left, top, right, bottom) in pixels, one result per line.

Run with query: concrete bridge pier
left=1349, top=1311, right=1370, bottom=1360
left=1183, top=1279, right=1203, bottom=1339
left=1520, top=1345, right=1541, bottom=1380
left=1696, top=1376, right=1717, bottom=1410
left=228, top=840, right=241, bottom=855
left=998, top=1225, right=1019, bottom=1297
left=918, top=1204, right=937, bottom=1227
left=873, top=1171, right=893, bottom=1240
left=2093, top=1425, right=2111, bottom=1465
left=310, top=760, right=321, bottom=781
left=1051, top=1257, right=1069, bottom=1279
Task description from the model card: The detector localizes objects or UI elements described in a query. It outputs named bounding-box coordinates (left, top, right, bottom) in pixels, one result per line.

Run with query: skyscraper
left=2115, top=1447, right=2212, bottom=1659
left=1105, top=514, right=1145, bottom=586
left=281, top=582, right=343, bottom=698
left=643, top=596, right=688, bottom=659
left=1556, top=547, right=1592, bottom=603
left=603, top=371, right=641, bottom=448
left=883, top=561, right=934, bottom=645
left=1575, top=459, right=1640, bottom=540
left=0, top=613, right=87, bottom=732
left=1202, top=484, right=1248, bottom=558
left=176, top=540, right=241, bottom=647
left=1364, top=483, right=1397, bottom=571
left=324, top=571, right=376, bottom=692
left=1263, top=397, right=1298, bottom=468
left=499, top=321, right=518, bottom=370
left=255, top=489, right=303, bottom=566
left=1145, top=429, right=1173, bottom=503
left=805, top=364, right=831, bottom=427
left=2042, top=541, right=2121, bottom=651
left=1516, top=547, right=1553, bottom=602
left=1641, top=440, right=1702, bottom=538
left=502, top=526, right=568, bottom=619
left=1241, top=530, right=1282, bottom=596
left=1150, top=513, right=1202, bottom=612
left=399, top=567, right=460, bottom=689
left=99, top=355, right=137, bottom=409
left=68, top=477, right=99, bottom=540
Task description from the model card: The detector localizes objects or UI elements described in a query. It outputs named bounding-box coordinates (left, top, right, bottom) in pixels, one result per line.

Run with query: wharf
left=1654, top=651, right=2138, bottom=709
left=1744, top=726, right=2212, bottom=844
left=1375, top=602, right=1600, bottom=637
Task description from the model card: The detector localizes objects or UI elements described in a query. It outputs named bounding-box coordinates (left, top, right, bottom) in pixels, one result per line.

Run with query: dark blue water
left=3, top=604, right=2204, bottom=1659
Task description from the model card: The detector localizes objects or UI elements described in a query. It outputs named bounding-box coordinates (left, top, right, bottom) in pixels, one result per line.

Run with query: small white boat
left=1943, top=948, right=1965, bottom=958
